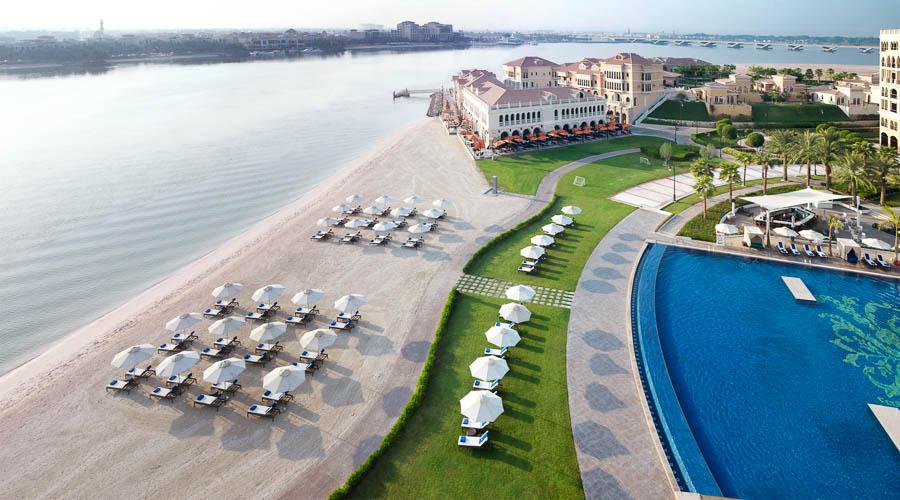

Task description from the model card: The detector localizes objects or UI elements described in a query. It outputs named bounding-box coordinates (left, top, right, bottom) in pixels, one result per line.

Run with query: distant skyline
left=3, top=0, right=899, bottom=36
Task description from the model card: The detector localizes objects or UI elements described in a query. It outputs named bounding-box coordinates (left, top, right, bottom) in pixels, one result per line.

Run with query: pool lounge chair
left=157, top=341, right=185, bottom=353
left=461, top=418, right=489, bottom=431
left=876, top=254, right=892, bottom=270
left=789, top=243, right=802, bottom=256
left=214, top=336, right=241, bottom=348
left=815, top=245, right=828, bottom=258
left=262, top=390, right=294, bottom=405
left=329, top=319, right=354, bottom=331
left=149, top=386, right=179, bottom=402
left=125, top=365, right=154, bottom=379
left=247, top=404, right=281, bottom=419
left=245, top=311, right=265, bottom=321
left=472, top=379, right=500, bottom=392
left=802, top=244, right=816, bottom=257
left=484, top=347, right=508, bottom=358
left=170, top=330, right=197, bottom=343
left=203, top=307, right=224, bottom=318
left=243, top=353, right=271, bottom=366
left=106, top=378, right=137, bottom=394
left=458, top=431, right=490, bottom=448
left=210, top=379, right=241, bottom=395
left=311, top=229, right=334, bottom=241
left=255, top=342, right=283, bottom=354
left=776, top=242, right=789, bottom=255
left=193, top=393, right=226, bottom=410
left=863, top=253, right=878, bottom=268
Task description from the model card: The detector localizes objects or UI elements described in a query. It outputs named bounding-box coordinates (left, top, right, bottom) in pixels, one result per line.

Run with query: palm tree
left=700, top=143, right=717, bottom=162
left=766, top=129, right=797, bottom=182
left=754, top=150, right=771, bottom=194
left=816, top=126, right=844, bottom=190
left=690, top=158, right=715, bottom=179
left=694, top=173, right=715, bottom=219
left=731, top=150, right=752, bottom=186
left=815, top=68, right=823, bottom=83
left=868, top=148, right=900, bottom=205
left=719, top=162, right=740, bottom=205
left=827, top=215, right=844, bottom=256
left=834, top=150, right=873, bottom=207
left=794, top=130, right=822, bottom=187
left=880, top=205, right=900, bottom=264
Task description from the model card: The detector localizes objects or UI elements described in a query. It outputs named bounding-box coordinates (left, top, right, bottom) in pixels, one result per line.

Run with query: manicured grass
left=677, top=184, right=805, bottom=241
left=648, top=100, right=710, bottom=121
left=751, top=103, right=848, bottom=124
left=347, top=294, right=580, bottom=498
left=690, top=129, right=749, bottom=148
left=468, top=154, right=676, bottom=290
left=663, top=178, right=765, bottom=215
left=475, top=135, right=672, bottom=195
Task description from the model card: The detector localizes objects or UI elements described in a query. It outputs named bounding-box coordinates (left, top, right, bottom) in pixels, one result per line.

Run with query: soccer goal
left=573, top=176, right=586, bottom=187
left=639, top=156, right=651, bottom=165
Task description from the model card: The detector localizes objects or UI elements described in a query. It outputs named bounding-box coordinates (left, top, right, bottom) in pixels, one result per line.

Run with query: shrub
left=640, top=144, right=698, bottom=161
left=721, top=124, right=737, bottom=141
left=746, top=132, right=765, bottom=148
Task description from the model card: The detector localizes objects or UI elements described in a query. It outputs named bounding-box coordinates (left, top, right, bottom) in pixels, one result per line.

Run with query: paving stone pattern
left=455, top=273, right=574, bottom=308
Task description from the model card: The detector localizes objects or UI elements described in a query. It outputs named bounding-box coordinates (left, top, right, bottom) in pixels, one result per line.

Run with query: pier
left=393, top=88, right=440, bottom=99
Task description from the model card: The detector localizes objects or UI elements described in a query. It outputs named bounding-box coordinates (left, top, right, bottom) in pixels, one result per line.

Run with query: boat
left=700, top=41, right=716, bottom=47
left=787, top=44, right=804, bottom=51
left=675, top=40, right=691, bottom=46
left=727, top=42, right=744, bottom=49
left=822, top=46, right=837, bottom=53
left=756, top=43, right=773, bottom=50
left=859, top=47, right=875, bottom=53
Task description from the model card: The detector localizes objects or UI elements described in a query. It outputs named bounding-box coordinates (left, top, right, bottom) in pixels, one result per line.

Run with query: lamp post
left=671, top=101, right=683, bottom=202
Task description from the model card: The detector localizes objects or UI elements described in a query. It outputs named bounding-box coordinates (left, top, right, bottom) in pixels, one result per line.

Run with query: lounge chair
left=166, top=372, right=196, bottom=387
left=789, top=243, right=802, bottom=256
left=255, top=342, right=283, bottom=354
left=157, top=341, right=185, bottom=353
left=876, top=254, right=892, bottom=270
left=329, top=319, right=354, bottom=331
left=201, top=347, right=224, bottom=359
left=285, top=314, right=310, bottom=325
left=863, top=253, right=878, bottom=268
left=461, top=417, right=489, bottom=431
left=243, top=353, right=271, bottom=366
left=125, top=365, right=154, bottom=379
left=203, top=307, right=224, bottom=318
left=214, top=336, right=241, bottom=348
left=193, top=393, right=226, bottom=410
left=472, top=379, right=499, bottom=392
left=495, top=321, right=517, bottom=330
left=390, top=218, right=407, bottom=228
left=815, top=245, right=828, bottom=258
left=423, top=222, right=438, bottom=232
left=403, top=236, right=424, bottom=249
left=311, top=229, right=334, bottom=240
left=170, top=330, right=197, bottom=343
left=458, top=431, right=490, bottom=448
left=106, top=378, right=137, bottom=393
left=337, top=310, right=361, bottom=322
left=369, top=233, right=392, bottom=245
left=262, top=390, right=294, bottom=404
left=776, top=242, right=789, bottom=255
left=256, top=302, right=280, bottom=313
left=517, top=264, right=536, bottom=273
left=802, top=244, right=816, bottom=258
left=210, top=379, right=242, bottom=395
left=300, top=350, right=328, bottom=362
left=245, top=311, right=265, bottom=321
left=292, top=361, right=317, bottom=374
left=214, top=298, right=239, bottom=309
left=522, top=259, right=540, bottom=268
left=484, top=347, right=508, bottom=358
left=149, top=386, right=178, bottom=402
left=340, top=231, right=362, bottom=243
left=295, top=305, right=319, bottom=316
left=247, top=404, right=281, bottom=419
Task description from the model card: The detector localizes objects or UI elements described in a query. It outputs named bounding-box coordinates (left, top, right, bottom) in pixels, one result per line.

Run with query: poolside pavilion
left=739, top=188, right=850, bottom=247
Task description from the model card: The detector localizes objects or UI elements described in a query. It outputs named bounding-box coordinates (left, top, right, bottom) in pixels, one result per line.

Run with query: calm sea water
left=0, top=43, right=878, bottom=375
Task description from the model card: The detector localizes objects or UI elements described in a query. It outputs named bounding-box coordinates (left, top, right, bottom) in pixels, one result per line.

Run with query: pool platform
left=781, top=276, right=816, bottom=302
left=869, top=404, right=900, bottom=452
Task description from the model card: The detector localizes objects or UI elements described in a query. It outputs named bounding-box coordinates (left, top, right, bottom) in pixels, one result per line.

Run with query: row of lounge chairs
left=863, top=253, right=893, bottom=270
left=777, top=242, right=827, bottom=258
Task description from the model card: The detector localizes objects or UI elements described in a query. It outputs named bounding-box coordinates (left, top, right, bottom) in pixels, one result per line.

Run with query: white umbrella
left=485, top=324, right=521, bottom=348
left=156, top=350, right=200, bottom=378
left=520, top=246, right=546, bottom=260
left=291, top=288, right=325, bottom=306
left=469, top=355, right=510, bottom=381
left=551, top=214, right=574, bottom=226
left=334, top=293, right=366, bottom=313
left=408, top=223, right=430, bottom=234
left=542, top=223, right=565, bottom=235
left=404, top=195, right=423, bottom=205
left=714, top=223, right=739, bottom=235
left=459, top=390, right=504, bottom=423
left=774, top=227, right=799, bottom=238
left=499, top=303, right=531, bottom=323
left=317, top=217, right=341, bottom=227
left=300, top=328, right=337, bottom=352
left=390, top=207, right=412, bottom=217
left=212, top=282, right=244, bottom=299
left=362, top=206, right=383, bottom=215
left=333, top=204, right=354, bottom=213
left=208, top=316, right=246, bottom=336
left=252, top=284, right=285, bottom=303
left=345, top=218, right=370, bottom=229
left=862, top=237, right=892, bottom=250
left=799, top=229, right=825, bottom=242
left=531, top=235, right=555, bottom=247
left=111, top=344, right=155, bottom=370
left=263, top=365, right=306, bottom=394
left=250, top=322, right=287, bottom=343
left=505, top=285, right=535, bottom=302
left=203, top=357, right=246, bottom=385
left=432, top=198, right=451, bottom=209
left=165, top=312, right=202, bottom=332
left=561, top=205, right=582, bottom=215
left=422, top=208, right=445, bottom=219
left=372, top=221, right=397, bottom=232
left=374, top=195, right=393, bottom=207
left=345, top=194, right=363, bottom=204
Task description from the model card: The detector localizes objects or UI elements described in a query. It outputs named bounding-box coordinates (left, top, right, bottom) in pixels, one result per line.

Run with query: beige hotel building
left=881, top=28, right=900, bottom=151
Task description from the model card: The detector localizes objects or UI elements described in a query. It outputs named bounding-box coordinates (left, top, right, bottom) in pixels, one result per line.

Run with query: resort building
left=502, top=56, right=561, bottom=89
left=811, top=80, right=879, bottom=117
left=691, top=73, right=760, bottom=118
left=880, top=28, right=900, bottom=151
left=754, top=73, right=809, bottom=99
left=452, top=69, right=607, bottom=141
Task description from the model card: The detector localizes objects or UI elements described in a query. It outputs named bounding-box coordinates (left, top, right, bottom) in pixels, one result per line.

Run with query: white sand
left=0, top=119, right=539, bottom=499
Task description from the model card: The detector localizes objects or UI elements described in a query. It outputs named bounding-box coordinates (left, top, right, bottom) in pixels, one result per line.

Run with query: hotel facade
left=880, top=28, right=900, bottom=151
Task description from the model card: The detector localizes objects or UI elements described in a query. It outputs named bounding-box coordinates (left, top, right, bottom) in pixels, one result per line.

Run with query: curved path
left=532, top=148, right=641, bottom=201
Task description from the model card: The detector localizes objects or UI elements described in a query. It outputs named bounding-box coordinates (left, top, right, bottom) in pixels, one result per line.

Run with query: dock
left=868, top=404, right=900, bottom=452
left=781, top=276, right=816, bottom=302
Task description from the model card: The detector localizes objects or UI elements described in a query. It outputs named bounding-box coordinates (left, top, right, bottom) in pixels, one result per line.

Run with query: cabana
left=743, top=225, right=765, bottom=249
left=836, top=238, right=861, bottom=263
left=740, top=188, right=849, bottom=247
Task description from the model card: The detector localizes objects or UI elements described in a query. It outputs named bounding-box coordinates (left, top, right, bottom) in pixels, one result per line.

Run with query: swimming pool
left=634, top=244, right=900, bottom=499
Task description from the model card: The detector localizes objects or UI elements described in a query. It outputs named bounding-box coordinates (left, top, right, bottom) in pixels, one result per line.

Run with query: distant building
left=502, top=56, right=560, bottom=89
left=691, top=74, right=760, bottom=118
left=396, top=21, right=455, bottom=42
left=880, top=28, right=900, bottom=151
left=811, top=80, right=878, bottom=117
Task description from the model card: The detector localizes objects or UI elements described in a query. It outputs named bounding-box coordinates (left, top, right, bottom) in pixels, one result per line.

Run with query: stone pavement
left=566, top=208, right=676, bottom=500
left=455, top=273, right=575, bottom=308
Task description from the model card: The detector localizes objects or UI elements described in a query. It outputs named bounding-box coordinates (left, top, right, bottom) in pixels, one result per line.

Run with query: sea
left=0, top=42, right=879, bottom=375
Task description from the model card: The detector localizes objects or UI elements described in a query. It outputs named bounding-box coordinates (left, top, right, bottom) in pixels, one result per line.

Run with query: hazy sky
left=3, top=0, right=898, bottom=36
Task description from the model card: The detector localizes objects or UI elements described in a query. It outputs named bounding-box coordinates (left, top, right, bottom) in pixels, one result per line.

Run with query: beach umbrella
left=317, top=217, right=341, bottom=227
left=408, top=223, right=430, bottom=234
left=291, top=288, right=324, bottom=306
left=252, top=284, right=285, bottom=303
left=156, top=350, right=200, bottom=378
left=862, top=238, right=892, bottom=250
left=374, top=195, right=393, bottom=207
left=111, top=344, right=155, bottom=370
left=714, top=223, right=739, bottom=235
left=542, top=223, right=565, bottom=235
left=551, top=214, right=574, bottom=226
left=344, top=218, right=371, bottom=229
left=250, top=321, right=287, bottom=343
left=531, top=235, right=555, bottom=247
left=520, top=245, right=546, bottom=260
left=799, top=229, right=825, bottom=242
left=389, top=207, right=411, bottom=217
left=499, top=303, right=531, bottom=323
left=505, top=285, right=535, bottom=302
left=459, top=390, right=504, bottom=422
left=334, top=293, right=366, bottom=313
left=432, top=198, right=451, bottom=209
left=362, top=206, right=383, bottom=215
left=469, top=355, right=510, bottom=381
left=300, top=328, right=337, bottom=352
left=404, top=195, right=423, bottom=205
left=485, top=324, right=521, bottom=348
left=372, top=221, right=397, bottom=232
left=774, top=227, right=799, bottom=238
left=345, top=194, right=363, bottom=204
left=561, top=205, right=582, bottom=216
left=211, top=282, right=244, bottom=299
left=263, top=365, right=306, bottom=394
left=208, top=316, right=246, bottom=336
left=165, top=312, right=202, bottom=332
left=203, top=357, right=246, bottom=385
left=333, top=204, right=353, bottom=213
left=422, top=208, right=445, bottom=219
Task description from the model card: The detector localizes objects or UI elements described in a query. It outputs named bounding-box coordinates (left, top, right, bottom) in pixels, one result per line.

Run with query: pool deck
left=566, top=208, right=677, bottom=499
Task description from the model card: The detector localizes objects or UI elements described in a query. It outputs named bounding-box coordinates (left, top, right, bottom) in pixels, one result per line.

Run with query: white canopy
left=250, top=322, right=287, bottom=342
left=740, top=188, right=848, bottom=211
left=505, top=285, right=535, bottom=302
left=714, top=223, right=739, bottom=235
left=485, top=324, right=521, bottom=348
left=156, top=351, right=200, bottom=378
left=263, top=365, right=306, bottom=394
left=460, top=390, right=504, bottom=422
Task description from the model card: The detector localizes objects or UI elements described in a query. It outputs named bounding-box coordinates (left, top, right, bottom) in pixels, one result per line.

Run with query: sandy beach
left=734, top=62, right=878, bottom=75
left=0, top=118, right=538, bottom=499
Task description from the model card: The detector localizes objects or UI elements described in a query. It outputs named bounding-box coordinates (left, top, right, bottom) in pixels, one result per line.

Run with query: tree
left=700, top=143, right=717, bottom=162
left=719, top=124, right=737, bottom=146
left=868, top=147, right=900, bottom=205
left=880, top=205, right=900, bottom=264
left=690, top=158, right=715, bottom=178
left=804, top=68, right=815, bottom=81
left=693, top=173, right=715, bottom=219
left=795, top=130, right=822, bottom=187
left=746, top=132, right=765, bottom=149
left=766, top=129, right=797, bottom=182
left=826, top=67, right=835, bottom=81
left=834, top=150, right=873, bottom=207
left=731, top=150, right=752, bottom=185
left=827, top=214, right=844, bottom=256
left=659, top=142, right=673, bottom=169
left=816, top=126, right=844, bottom=189
left=815, top=68, right=823, bottom=83
left=719, top=162, right=741, bottom=205
left=754, top=150, right=772, bottom=194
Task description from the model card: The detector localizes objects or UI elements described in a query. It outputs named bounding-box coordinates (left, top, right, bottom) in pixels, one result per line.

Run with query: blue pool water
left=637, top=245, right=900, bottom=499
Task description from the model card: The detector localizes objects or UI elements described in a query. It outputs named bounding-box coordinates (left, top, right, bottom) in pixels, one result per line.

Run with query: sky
left=2, top=0, right=898, bottom=36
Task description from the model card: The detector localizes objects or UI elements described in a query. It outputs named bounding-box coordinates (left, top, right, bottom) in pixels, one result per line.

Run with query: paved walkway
left=566, top=208, right=675, bottom=500
left=455, top=274, right=575, bottom=308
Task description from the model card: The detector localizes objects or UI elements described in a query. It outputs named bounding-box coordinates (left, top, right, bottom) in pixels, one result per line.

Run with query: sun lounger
left=461, top=417, right=489, bottom=431
left=863, top=253, right=878, bottom=268
left=214, top=298, right=239, bottom=309
left=329, top=319, right=354, bottom=331
left=203, top=307, right=224, bottom=318
left=201, top=347, right=224, bottom=359
left=247, top=404, right=281, bottom=419
left=292, top=361, right=317, bottom=374
left=403, top=236, right=424, bottom=249
left=337, top=310, right=361, bottom=322
left=311, top=229, right=334, bottom=241
left=170, top=330, right=197, bottom=343
left=125, top=365, right=154, bottom=379
left=245, top=312, right=265, bottom=321
left=243, top=353, right=271, bottom=366
left=369, top=233, right=393, bottom=245
left=300, top=350, right=328, bottom=362
left=776, top=242, right=789, bottom=255
left=210, top=379, right=241, bottom=395
left=495, top=321, right=517, bottom=330
left=789, top=243, right=802, bottom=256
left=255, top=342, right=283, bottom=354
left=802, top=244, right=816, bottom=257
left=473, top=379, right=500, bottom=391
left=815, top=245, right=828, bottom=258
left=876, top=254, right=892, bottom=270
left=390, top=218, right=407, bottom=228
left=106, top=378, right=137, bottom=393
left=295, top=305, right=319, bottom=315
left=214, top=336, right=241, bottom=348
left=484, top=347, right=508, bottom=358
left=149, top=386, right=178, bottom=402
left=340, top=231, right=362, bottom=243
left=285, top=314, right=310, bottom=325
left=342, top=206, right=361, bottom=215
left=256, top=302, right=280, bottom=313
left=193, top=393, right=226, bottom=410
left=166, top=373, right=196, bottom=387
left=157, top=341, right=185, bottom=353
left=517, top=264, right=537, bottom=273
left=521, top=259, right=540, bottom=268
left=458, top=431, right=490, bottom=448
left=262, top=390, right=294, bottom=404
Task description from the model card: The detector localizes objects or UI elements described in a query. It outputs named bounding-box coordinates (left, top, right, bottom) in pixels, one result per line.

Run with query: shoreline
left=733, top=62, right=878, bottom=75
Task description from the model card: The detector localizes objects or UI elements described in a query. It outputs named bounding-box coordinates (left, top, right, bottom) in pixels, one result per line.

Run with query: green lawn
left=348, top=295, right=580, bottom=498
left=751, top=103, right=848, bottom=124
left=476, top=135, right=672, bottom=195
left=467, top=154, right=676, bottom=290
left=690, top=129, right=750, bottom=148
left=647, top=100, right=710, bottom=121
left=677, top=184, right=805, bottom=241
